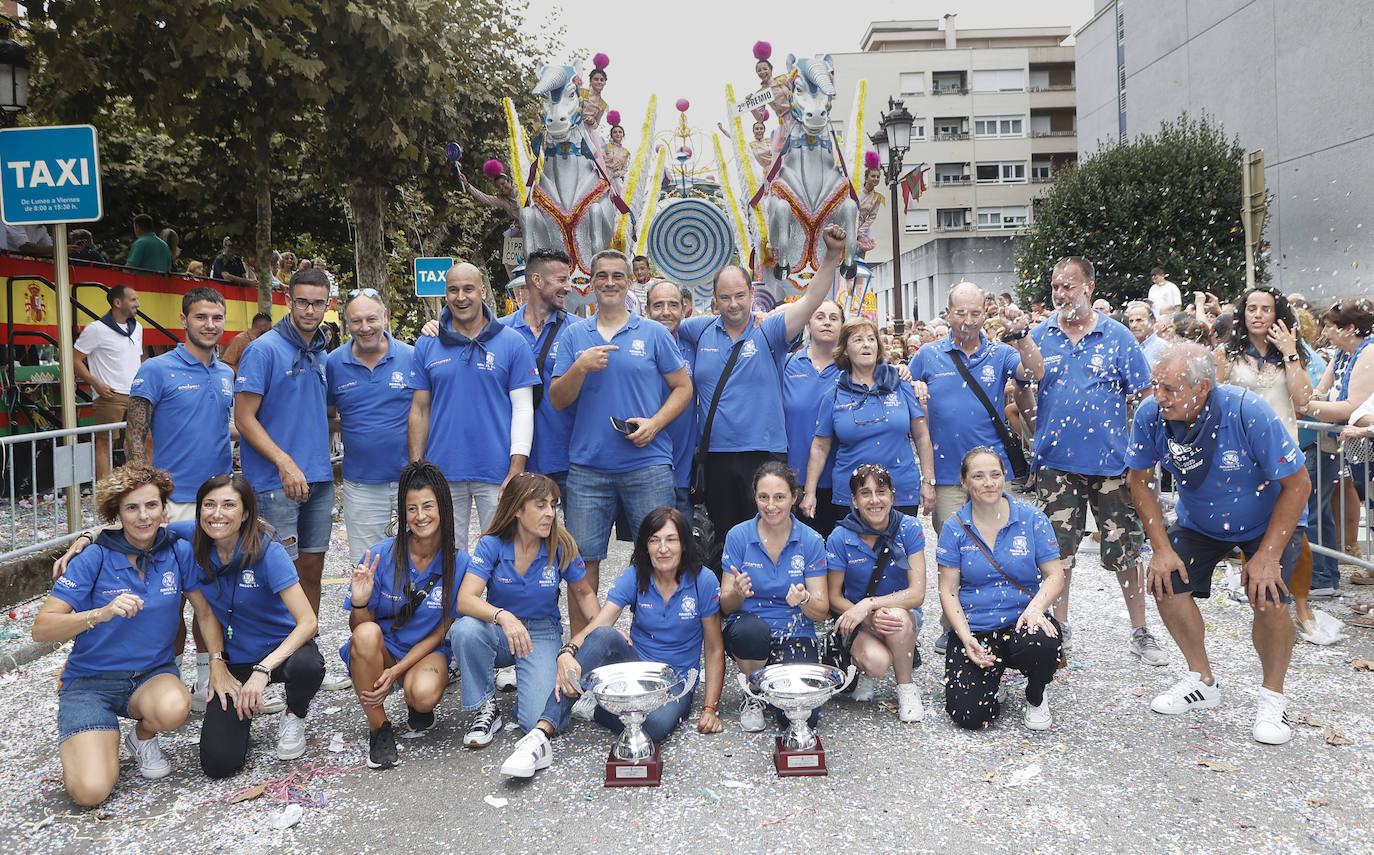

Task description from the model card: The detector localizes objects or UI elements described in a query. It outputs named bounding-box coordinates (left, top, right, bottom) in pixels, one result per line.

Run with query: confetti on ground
left=483, top=795, right=509, bottom=808
left=1323, top=726, right=1353, bottom=746
left=1198, top=759, right=1237, bottom=772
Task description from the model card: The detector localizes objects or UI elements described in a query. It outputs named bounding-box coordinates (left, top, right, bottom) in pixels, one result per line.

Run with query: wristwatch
left=923, top=477, right=937, bottom=486
left=1284, top=352, right=1300, bottom=363
left=1001, top=328, right=1028, bottom=342
left=209, top=651, right=225, bottom=662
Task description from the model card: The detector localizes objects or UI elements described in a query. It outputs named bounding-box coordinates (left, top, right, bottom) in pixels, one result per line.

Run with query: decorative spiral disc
left=647, top=198, right=734, bottom=286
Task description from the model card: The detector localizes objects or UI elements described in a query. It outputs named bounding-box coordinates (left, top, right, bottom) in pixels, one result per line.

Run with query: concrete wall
left=1076, top=0, right=1374, bottom=300
left=866, top=234, right=1021, bottom=324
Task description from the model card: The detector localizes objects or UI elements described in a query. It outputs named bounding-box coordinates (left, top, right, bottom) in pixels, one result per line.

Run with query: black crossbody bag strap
left=698, top=337, right=747, bottom=456
left=531, top=310, right=566, bottom=409
left=950, top=350, right=1029, bottom=479
left=831, top=541, right=894, bottom=652
left=956, top=517, right=1032, bottom=597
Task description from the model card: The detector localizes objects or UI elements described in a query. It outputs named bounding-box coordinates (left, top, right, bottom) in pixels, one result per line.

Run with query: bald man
left=408, top=262, right=536, bottom=549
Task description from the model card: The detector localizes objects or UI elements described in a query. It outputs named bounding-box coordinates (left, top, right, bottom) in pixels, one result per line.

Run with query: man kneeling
left=1126, top=343, right=1310, bottom=745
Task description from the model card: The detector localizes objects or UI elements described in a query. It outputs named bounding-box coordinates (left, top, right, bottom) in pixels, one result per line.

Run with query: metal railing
left=1, top=421, right=125, bottom=561
left=1299, top=419, right=1374, bottom=572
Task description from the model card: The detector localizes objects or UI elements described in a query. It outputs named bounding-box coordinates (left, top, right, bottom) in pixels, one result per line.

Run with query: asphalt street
left=1, top=516, right=1371, bottom=855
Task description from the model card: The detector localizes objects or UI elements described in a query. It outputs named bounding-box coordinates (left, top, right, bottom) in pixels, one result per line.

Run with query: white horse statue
left=522, top=62, right=622, bottom=311
left=759, top=54, right=858, bottom=303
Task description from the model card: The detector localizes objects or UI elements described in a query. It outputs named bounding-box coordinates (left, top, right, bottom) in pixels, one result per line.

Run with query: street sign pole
left=53, top=223, right=80, bottom=530
left=1241, top=150, right=1266, bottom=290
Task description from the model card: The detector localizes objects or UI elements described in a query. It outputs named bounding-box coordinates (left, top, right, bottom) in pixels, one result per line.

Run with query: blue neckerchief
left=98, top=312, right=136, bottom=339
left=837, top=507, right=904, bottom=555
left=95, top=527, right=176, bottom=576
left=837, top=362, right=900, bottom=397
left=1161, top=390, right=1222, bottom=490
left=272, top=315, right=327, bottom=376
left=1243, top=341, right=1284, bottom=367
left=437, top=303, right=503, bottom=364
left=1334, top=337, right=1374, bottom=402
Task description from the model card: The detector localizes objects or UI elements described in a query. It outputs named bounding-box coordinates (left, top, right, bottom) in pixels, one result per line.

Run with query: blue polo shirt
left=911, top=334, right=1024, bottom=485
left=52, top=538, right=200, bottom=678
left=678, top=313, right=789, bottom=452
left=167, top=520, right=298, bottom=664
left=327, top=334, right=415, bottom=484
left=782, top=352, right=839, bottom=487
left=825, top=515, right=926, bottom=601
left=340, top=535, right=465, bottom=664
left=501, top=308, right=577, bottom=476
left=552, top=314, right=685, bottom=473
left=1030, top=311, right=1151, bottom=476
left=129, top=345, right=234, bottom=502
left=607, top=565, right=721, bottom=678
left=935, top=497, right=1059, bottom=632
left=467, top=534, right=586, bottom=626
left=235, top=328, right=332, bottom=491
left=722, top=515, right=827, bottom=639
left=815, top=378, right=926, bottom=507
left=665, top=332, right=698, bottom=488
left=408, top=317, right=538, bottom=484
left=1125, top=386, right=1305, bottom=541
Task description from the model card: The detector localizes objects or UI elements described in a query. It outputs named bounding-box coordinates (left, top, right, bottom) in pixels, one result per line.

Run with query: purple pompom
left=606, top=110, right=621, bottom=126
left=593, top=52, right=610, bottom=70
left=482, top=159, right=505, bottom=180
left=753, top=41, right=772, bottom=61
left=864, top=150, right=881, bottom=169
left=676, top=98, right=690, bottom=112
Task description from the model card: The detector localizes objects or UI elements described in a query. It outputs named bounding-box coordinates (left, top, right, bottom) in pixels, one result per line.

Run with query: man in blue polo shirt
left=409, top=262, right=536, bottom=550
left=328, top=289, right=415, bottom=563
left=500, top=248, right=577, bottom=492
left=550, top=249, right=691, bottom=634
left=1030, top=255, right=1166, bottom=666
left=236, top=269, right=334, bottom=618
left=677, top=224, right=848, bottom=569
left=1126, top=343, right=1309, bottom=745
left=645, top=278, right=697, bottom=519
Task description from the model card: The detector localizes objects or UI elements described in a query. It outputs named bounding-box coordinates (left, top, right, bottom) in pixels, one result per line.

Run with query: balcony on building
left=933, top=162, right=972, bottom=187
left=931, top=71, right=967, bottom=95
left=1030, top=107, right=1076, bottom=153
left=932, top=116, right=970, bottom=141
left=935, top=207, right=973, bottom=233
left=1030, top=153, right=1078, bottom=183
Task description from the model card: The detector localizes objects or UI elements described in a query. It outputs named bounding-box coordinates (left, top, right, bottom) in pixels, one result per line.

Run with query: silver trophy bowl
left=747, top=662, right=847, bottom=751
left=583, top=661, right=697, bottom=762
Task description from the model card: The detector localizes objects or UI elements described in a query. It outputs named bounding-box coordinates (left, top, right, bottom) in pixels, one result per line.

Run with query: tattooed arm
left=124, top=397, right=153, bottom=466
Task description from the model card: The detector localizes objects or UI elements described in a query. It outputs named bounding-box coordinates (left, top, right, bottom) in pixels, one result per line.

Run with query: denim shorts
left=256, top=481, right=335, bottom=557
left=56, top=662, right=180, bottom=743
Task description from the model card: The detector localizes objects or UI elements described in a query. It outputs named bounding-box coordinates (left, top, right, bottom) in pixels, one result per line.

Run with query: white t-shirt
left=1350, top=392, right=1374, bottom=426
left=74, top=320, right=144, bottom=396
left=2, top=224, right=53, bottom=253
left=1148, top=280, right=1182, bottom=317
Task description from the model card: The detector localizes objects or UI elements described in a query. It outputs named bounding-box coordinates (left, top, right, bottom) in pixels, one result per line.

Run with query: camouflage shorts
left=1034, top=466, right=1143, bottom=574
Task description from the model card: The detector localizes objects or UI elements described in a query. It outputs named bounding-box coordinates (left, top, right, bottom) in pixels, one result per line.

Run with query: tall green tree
left=1017, top=114, right=1265, bottom=308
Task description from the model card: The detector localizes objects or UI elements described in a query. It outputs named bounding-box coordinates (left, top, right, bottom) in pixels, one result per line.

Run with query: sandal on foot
left=1350, top=614, right=1374, bottom=629
left=1349, top=569, right=1374, bottom=586
left=1350, top=602, right=1374, bottom=616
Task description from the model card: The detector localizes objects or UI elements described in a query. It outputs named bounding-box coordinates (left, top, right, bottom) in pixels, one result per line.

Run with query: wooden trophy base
left=773, top=735, right=828, bottom=777
left=604, top=743, right=662, bottom=787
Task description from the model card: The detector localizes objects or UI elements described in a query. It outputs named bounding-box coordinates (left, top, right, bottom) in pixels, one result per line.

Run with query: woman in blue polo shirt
left=937, top=447, right=1065, bottom=732
left=801, top=317, right=935, bottom=521
left=498, top=506, right=726, bottom=778
left=171, top=473, right=324, bottom=779
left=343, top=460, right=468, bottom=771
left=720, top=461, right=830, bottom=732
left=825, top=464, right=927, bottom=723
left=33, top=464, right=228, bottom=806
left=783, top=300, right=844, bottom=537
left=450, top=473, right=600, bottom=756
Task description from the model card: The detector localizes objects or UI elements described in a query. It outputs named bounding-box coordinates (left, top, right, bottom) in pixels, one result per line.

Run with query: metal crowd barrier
left=1299, top=418, right=1374, bottom=573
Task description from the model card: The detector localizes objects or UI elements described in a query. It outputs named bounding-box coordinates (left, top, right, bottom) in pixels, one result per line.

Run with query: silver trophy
left=746, top=662, right=848, bottom=775
left=583, top=661, right=697, bottom=785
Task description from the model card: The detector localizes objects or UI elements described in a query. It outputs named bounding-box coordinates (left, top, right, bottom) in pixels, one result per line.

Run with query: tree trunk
left=348, top=182, right=389, bottom=308
left=252, top=122, right=273, bottom=313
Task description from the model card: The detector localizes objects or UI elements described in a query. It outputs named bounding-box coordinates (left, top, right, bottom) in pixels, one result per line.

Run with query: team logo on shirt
left=240, top=569, right=258, bottom=588
left=1090, top=353, right=1105, bottom=369
left=790, top=555, right=804, bottom=571
left=1010, top=535, right=1029, bottom=557
left=741, top=340, right=757, bottom=359
left=1219, top=450, right=1244, bottom=472
left=57, top=575, right=77, bottom=589
left=160, top=571, right=178, bottom=596
left=220, top=377, right=233, bottom=397
left=390, top=371, right=406, bottom=388
left=541, top=564, right=558, bottom=586
left=884, top=392, right=901, bottom=406
left=679, top=595, right=698, bottom=620
left=981, top=364, right=996, bottom=383
left=131, top=377, right=145, bottom=389
left=478, top=352, right=496, bottom=371
left=630, top=339, right=646, bottom=357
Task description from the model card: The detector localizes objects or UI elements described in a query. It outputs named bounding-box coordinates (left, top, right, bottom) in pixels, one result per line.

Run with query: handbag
left=820, top=540, right=893, bottom=676
left=950, top=350, right=1029, bottom=481
left=689, top=337, right=747, bottom=505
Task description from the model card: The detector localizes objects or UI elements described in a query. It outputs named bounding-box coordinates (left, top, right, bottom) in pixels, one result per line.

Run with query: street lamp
left=870, top=97, right=915, bottom=331
left=0, top=25, right=29, bottom=126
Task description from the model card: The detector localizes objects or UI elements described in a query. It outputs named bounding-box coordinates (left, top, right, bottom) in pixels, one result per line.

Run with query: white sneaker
left=321, top=670, right=353, bottom=692
left=1252, top=688, right=1293, bottom=745
left=1024, top=692, right=1052, bottom=731
left=276, top=712, right=308, bottom=761
left=570, top=691, right=598, bottom=722
left=737, top=674, right=765, bottom=732
left=851, top=674, right=876, bottom=703
left=1128, top=627, right=1170, bottom=667
left=495, top=666, right=518, bottom=692
left=895, top=683, right=924, bottom=722
left=261, top=684, right=287, bottom=715
left=1150, top=671, right=1221, bottom=715
left=124, top=729, right=172, bottom=779
left=500, top=729, right=552, bottom=778
left=190, top=674, right=209, bottom=714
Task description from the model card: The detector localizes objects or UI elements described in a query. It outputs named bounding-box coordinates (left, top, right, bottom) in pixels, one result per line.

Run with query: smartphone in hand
left=610, top=416, right=634, bottom=435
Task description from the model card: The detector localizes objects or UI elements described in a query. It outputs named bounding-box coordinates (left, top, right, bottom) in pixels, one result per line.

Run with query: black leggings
left=200, top=639, right=325, bottom=779
left=944, top=618, right=1060, bottom=730
left=703, top=450, right=786, bottom=574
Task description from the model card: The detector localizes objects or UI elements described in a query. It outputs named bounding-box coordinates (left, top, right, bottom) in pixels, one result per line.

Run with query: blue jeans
left=674, top=487, right=693, bottom=522
left=256, top=481, right=335, bottom=557
left=450, top=615, right=561, bottom=733
left=540, top=626, right=695, bottom=741
left=565, top=464, right=675, bottom=561
left=1305, top=447, right=1342, bottom=589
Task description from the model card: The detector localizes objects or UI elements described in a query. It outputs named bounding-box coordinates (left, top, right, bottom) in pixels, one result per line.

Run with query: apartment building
left=827, top=16, right=1078, bottom=322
